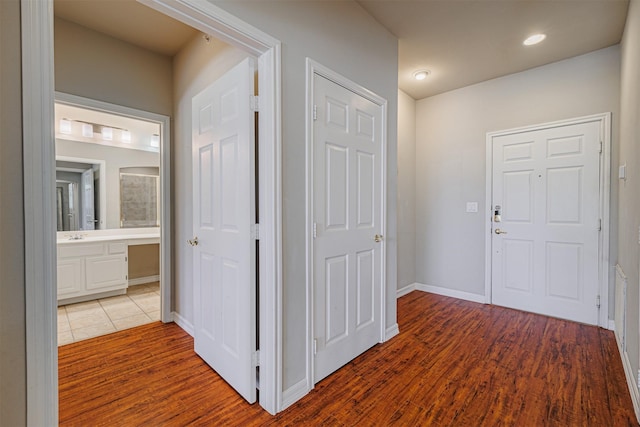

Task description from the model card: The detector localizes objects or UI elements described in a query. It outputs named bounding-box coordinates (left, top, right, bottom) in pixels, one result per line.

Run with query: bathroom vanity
left=57, top=228, right=160, bottom=305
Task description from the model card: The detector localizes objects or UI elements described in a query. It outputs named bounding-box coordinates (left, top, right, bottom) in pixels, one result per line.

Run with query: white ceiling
left=54, top=0, right=629, bottom=100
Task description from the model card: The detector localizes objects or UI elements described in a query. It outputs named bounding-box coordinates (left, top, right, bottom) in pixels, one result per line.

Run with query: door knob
left=494, top=229, right=507, bottom=235
left=188, top=236, right=199, bottom=246
left=374, top=234, right=383, bottom=243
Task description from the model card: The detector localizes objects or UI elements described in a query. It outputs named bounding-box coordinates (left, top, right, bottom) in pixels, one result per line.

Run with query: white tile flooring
left=57, top=282, right=160, bottom=346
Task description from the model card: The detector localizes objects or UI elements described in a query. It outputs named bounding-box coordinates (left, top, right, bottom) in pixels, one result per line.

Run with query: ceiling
left=54, top=0, right=629, bottom=100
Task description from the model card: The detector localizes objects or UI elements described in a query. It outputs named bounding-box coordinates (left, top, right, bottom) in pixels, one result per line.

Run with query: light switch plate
left=466, top=202, right=478, bottom=213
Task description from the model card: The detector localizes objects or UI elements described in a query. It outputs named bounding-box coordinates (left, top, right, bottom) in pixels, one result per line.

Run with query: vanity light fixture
left=101, top=127, right=113, bottom=141
left=523, top=33, right=546, bottom=46
left=81, top=123, right=93, bottom=138
left=150, top=134, right=160, bottom=147
left=121, top=130, right=131, bottom=143
left=59, top=119, right=72, bottom=134
left=413, top=70, right=431, bottom=81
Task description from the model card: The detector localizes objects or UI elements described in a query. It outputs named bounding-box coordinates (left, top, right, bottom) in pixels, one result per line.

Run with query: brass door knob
left=374, top=234, right=383, bottom=243
left=494, top=229, right=507, bottom=235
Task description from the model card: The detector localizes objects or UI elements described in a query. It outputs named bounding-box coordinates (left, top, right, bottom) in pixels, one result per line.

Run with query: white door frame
left=22, top=0, right=283, bottom=423
left=305, top=59, right=388, bottom=395
left=55, top=91, right=172, bottom=321
left=484, top=113, right=611, bottom=328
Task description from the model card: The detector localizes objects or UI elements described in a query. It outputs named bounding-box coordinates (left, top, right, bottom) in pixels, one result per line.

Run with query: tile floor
left=58, top=282, right=160, bottom=346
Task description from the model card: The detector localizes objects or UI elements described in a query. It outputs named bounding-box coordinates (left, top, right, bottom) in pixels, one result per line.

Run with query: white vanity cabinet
left=57, top=240, right=128, bottom=304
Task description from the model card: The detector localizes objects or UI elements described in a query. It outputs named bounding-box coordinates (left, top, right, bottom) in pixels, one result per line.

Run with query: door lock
left=374, top=234, right=384, bottom=243
left=188, top=236, right=199, bottom=246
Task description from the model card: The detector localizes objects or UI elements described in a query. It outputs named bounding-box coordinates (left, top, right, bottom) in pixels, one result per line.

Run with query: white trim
left=484, top=113, right=611, bottom=328
left=26, top=0, right=283, bottom=418
left=608, top=320, right=616, bottom=331
left=385, top=324, right=400, bottom=340
left=615, top=331, right=640, bottom=423
left=415, top=283, right=486, bottom=304
left=281, top=378, right=309, bottom=411
left=172, top=311, right=194, bottom=337
left=305, top=58, right=388, bottom=392
left=397, top=283, right=416, bottom=298
left=22, top=0, right=58, bottom=424
left=139, top=0, right=282, bottom=414
left=128, top=275, right=161, bottom=287
left=54, top=92, right=173, bottom=324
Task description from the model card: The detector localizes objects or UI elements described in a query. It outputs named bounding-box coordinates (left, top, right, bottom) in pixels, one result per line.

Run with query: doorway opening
left=23, top=0, right=282, bottom=423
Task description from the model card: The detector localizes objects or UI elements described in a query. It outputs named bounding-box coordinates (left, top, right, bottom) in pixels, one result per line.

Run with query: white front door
left=192, top=58, right=257, bottom=403
left=313, top=74, right=384, bottom=383
left=491, top=121, right=601, bottom=325
left=81, top=168, right=95, bottom=230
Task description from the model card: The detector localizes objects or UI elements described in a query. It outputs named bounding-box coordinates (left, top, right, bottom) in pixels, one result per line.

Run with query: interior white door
left=81, top=168, right=95, bottom=230
left=491, top=121, right=601, bottom=325
left=313, top=74, right=384, bottom=383
left=192, top=57, right=257, bottom=403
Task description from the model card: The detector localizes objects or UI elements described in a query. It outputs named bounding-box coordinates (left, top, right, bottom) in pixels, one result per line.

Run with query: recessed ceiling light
left=523, top=34, right=546, bottom=46
left=413, top=70, right=431, bottom=81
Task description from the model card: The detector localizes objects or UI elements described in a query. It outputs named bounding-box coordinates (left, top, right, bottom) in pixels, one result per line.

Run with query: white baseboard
left=385, top=323, right=400, bottom=341
left=128, top=275, right=160, bottom=286
left=172, top=311, right=194, bottom=337
left=396, top=283, right=416, bottom=298
left=415, top=283, right=485, bottom=304
left=281, top=378, right=309, bottom=411
left=608, top=319, right=616, bottom=331
left=616, top=331, right=640, bottom=423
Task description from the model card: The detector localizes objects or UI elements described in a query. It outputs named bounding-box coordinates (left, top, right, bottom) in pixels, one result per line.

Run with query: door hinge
left=313, top=222, right=317, bottom=239
left=313, top=339, right=318, bottom=355
left=596, top=295, right=601, bottom=309
left=313, top=104, right=318, bottom=121
left=252, top=350, right=260, bottom=367
left=598, top=219, right=602, bottom=232
left=599, top=141, right=603, bottom=153
left=125, top=256, right=128, bottom=262
left=251, top=224, right=260, bottom=240
left=250, top=95, right=259, bottom=112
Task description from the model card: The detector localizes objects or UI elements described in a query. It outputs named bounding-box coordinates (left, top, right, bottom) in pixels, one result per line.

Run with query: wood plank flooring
left=59, top=291, right=638, bottom=426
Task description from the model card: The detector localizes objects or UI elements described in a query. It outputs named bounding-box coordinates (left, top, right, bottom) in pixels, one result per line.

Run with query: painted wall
left=415, top=47, right=620, bottom=305
left=172, top=32, right=249, bottom=325
left=397, top=89, right=416, bottom=291
left=56, top=139, right=160, bottom=229
left=54, top=17, right=173, bottom=116
left=0, top=0, right=26, bottom=424
left=211, top=0, right=399, bottom=395
left=618, top=0, right=640, bottom=400
left=129, top=244, right=160, bottom=280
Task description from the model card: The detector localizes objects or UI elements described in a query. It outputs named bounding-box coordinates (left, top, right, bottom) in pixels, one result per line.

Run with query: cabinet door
left=85, top=254, right=128, bottom=291
left=57, top=258, right=83, bottom=297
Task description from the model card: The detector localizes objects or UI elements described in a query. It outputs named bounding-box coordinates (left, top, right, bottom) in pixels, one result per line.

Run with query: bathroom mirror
left=55, top=99, right=161, bottom=231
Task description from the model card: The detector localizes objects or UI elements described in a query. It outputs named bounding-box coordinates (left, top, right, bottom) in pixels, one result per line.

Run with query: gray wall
left=172, top=32, right=249, bottom=326
left=54, top=17, right=173, bottom=116
left=415, top=47, right=620, bottom=303
left=211, top=0, right=399, bottom=393
left=56, top=139, right=160, bottom=229
left=0, top=0, right=26, bottom=424
left=619, top=0, right=640, bottom=399
left=397, top=89, right=416, bottom=291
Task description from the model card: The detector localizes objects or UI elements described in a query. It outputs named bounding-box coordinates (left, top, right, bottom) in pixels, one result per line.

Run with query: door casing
left=21, top=0, right=283, bottom=423
left=484, top=113, right=611, bottom=328
left=305, top=58, right=388, bottom=397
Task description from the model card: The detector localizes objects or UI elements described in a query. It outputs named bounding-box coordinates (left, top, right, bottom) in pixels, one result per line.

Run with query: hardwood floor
left=59, top=291, right=638, bottom=426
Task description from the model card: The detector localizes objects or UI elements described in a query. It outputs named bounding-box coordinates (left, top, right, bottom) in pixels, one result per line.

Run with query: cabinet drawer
left=58, top=243, right=105, bottom=258
left=109, top=242, right=127, bottom=254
